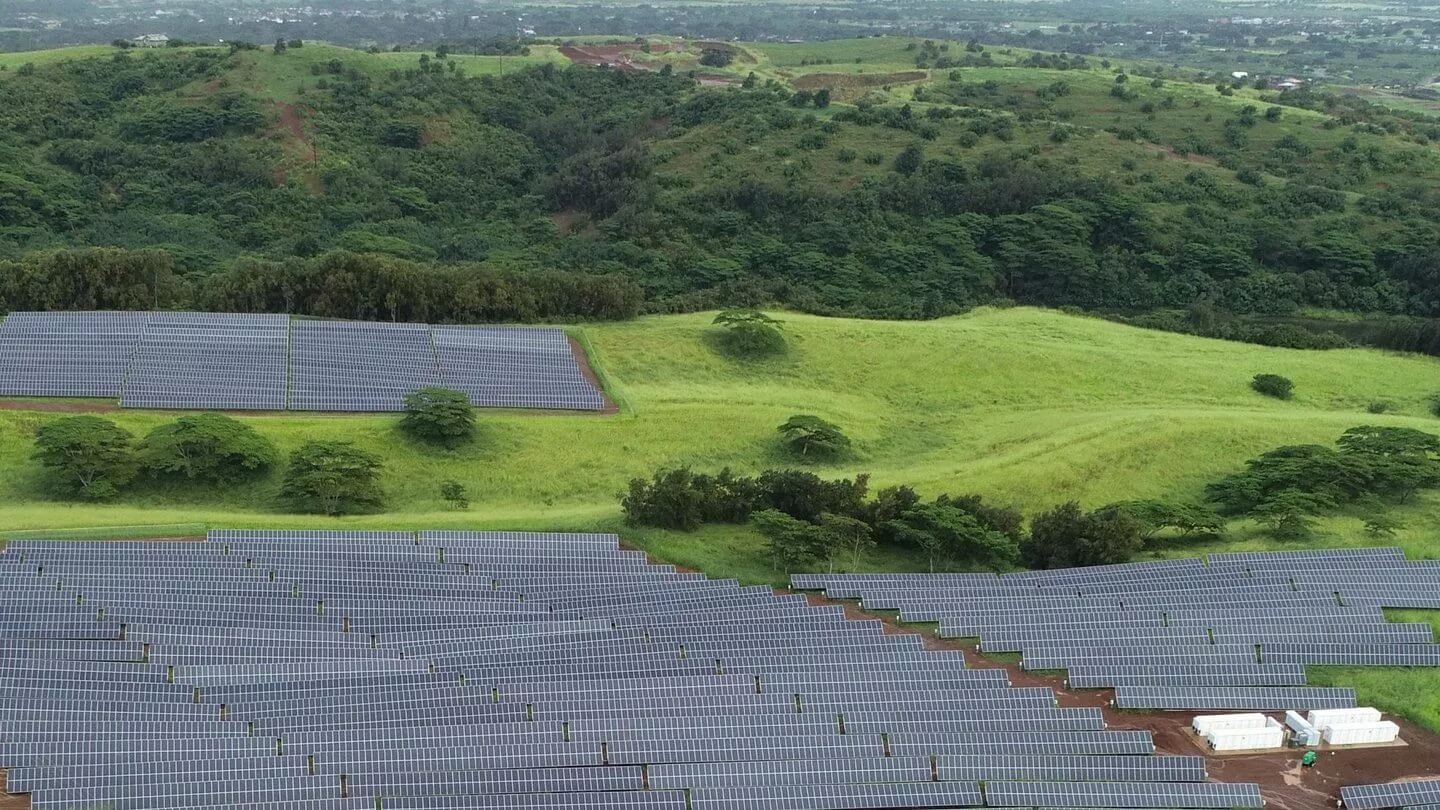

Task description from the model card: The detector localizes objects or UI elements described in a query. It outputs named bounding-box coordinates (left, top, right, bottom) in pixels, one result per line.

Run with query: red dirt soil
left=0, top=399, right=117, bottom=413
left=559, top=45, right=644, bottom=69
left=565, top=334, right=620, bottom=415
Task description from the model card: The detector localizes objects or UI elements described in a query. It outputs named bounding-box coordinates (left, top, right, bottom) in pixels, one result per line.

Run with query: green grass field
left=4, top=307, right=1439, bottom=554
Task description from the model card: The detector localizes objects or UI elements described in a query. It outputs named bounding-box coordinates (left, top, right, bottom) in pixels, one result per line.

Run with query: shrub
left=1021, top=502, right=1143, bottom=569
left=1366, top=401, right=1392, bottom=414
left=710, top=310, right=786, bottom=359
left=401, top=387, right=476, bottom=448
left=138, top=413, right=277, bottom=484
left=1251, top=373, right=1294, bottom=400
left=777, top=415, right=850, bottom=459
left=32, top=416, right=138, bottom=500
left=440, top=479, right=469, bottom=510
left=279, top=441, right=385, bottom=515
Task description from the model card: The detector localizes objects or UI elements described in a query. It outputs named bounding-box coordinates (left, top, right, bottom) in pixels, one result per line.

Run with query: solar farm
left=1, top=535, right=1437, bottom=810
left=0, top=311, right=607, bottom=412
left=793, top=548, right=1440, bottom=712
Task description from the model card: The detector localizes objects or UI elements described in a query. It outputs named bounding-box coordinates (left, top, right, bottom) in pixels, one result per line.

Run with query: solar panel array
left=0, top=311, right=148, bottom=398
left=794, top=547, right=1440, bottom=711
left=122, top=312, right=289, bottom=410
left=0, top=530, right=1261, bottom=810
left=433, top=326, right=605, bottom=411
left=289, top=319, right=442, bottom=412
left=0, top=311, right=607, bottom=412
left=1342, top=779, right=1440, bottom=809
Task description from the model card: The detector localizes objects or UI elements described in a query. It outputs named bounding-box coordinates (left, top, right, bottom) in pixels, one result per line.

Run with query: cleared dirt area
left=0, top=398, right=117, bottom=413
left=811, top=595, right=1440, bottom=810
left=565, top=334, right=620, bottom=415
left=558, top=45, right=647, bottom=69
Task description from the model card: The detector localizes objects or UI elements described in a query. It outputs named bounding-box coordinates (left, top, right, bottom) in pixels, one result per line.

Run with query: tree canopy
left=777, top=415, right=851, bottom=459
left=401, top=387, right=477, bottom=448
left=31, top=416, right=139, bottom=500
left=137, top=413, right=277, bottom=483
left=279, top=440, right=386, bottom=515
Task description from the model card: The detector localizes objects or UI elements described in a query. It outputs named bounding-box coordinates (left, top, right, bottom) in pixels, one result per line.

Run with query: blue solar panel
left=287, top=319, right=442, bottom=412
left=432, top=326, right=605, bottom=411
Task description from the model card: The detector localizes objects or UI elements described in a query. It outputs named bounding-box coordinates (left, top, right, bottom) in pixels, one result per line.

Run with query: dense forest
left=3, top=43, right=1440, bottom=327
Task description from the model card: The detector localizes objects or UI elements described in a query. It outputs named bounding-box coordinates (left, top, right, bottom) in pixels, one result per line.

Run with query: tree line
left=0, top=249, right=640, bottom=322
left=620, top=467, right=1203, bottom=573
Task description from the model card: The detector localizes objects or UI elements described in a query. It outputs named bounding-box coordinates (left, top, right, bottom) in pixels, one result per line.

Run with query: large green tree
left=401, top=387, right=477, bottom=448
left=1022, top=501, right=1143, bottom=569
left=32, top=416, right=138, bottom=500
left=278, top=441, right=385, bottom=515
left=777, top=415, right=851, bottom=459
left=138, top=413, right=277, bottom=484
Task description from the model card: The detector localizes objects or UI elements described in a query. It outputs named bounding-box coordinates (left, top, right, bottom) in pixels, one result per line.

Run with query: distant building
left=131, top=33, right=169, bottom=47
left=1231, top=70, right=1250, bottom=79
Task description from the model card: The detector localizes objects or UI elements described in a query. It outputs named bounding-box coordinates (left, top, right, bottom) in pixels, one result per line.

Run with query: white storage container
left=1286, top=710, right=1322, bottom=746
left=1323, top=721, right=1399, bottom=746
left=1193, top=713, right=1268, bottom=735
left=1208, top=726, right=1286, bottom=751
left=1307, top=707, right=1382, bottom=730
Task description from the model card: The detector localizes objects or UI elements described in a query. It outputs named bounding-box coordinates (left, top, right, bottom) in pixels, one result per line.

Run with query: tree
left=1335, top=426, right=1440, bottom=502
left=1251, top=373, right=1294, bottom=400
left=894, top=144, right=923, bottom=175
left=698, top=48, right=733, bottom=68
left=1104, top=500, right=1224, bottom=543
left=886, top=503, right=1020, bottom=572
left=1022, top=502, right=1143, bottom=570
left=279, top=441, right=385, bottom=515
left=138, top=413, right=277, bottom=484
left=441, top=479, right=469, bottom=510
left=752, top=509, right=826, bottom=572
left=401, top=387, right=476, bottom=448
left=814, top=88, right=832, bottom=108
left=1251, top=489, right=1328, bottom=540
left=621, top=468, right=707, bottom=530
left=711, top=310, right=786, bottom=359
left=32, top=416, right=138, bottom=500
left=273, top=38, right=287, bottom=54
left=819, top=512, right=873, bottom=571
left=1264, top=105, right=1283, bottom=121
left=777, top=415, right=851, bottom=459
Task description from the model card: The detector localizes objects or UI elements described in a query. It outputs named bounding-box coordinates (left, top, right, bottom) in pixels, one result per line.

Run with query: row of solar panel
left=0, top=311, right=605, bottom=411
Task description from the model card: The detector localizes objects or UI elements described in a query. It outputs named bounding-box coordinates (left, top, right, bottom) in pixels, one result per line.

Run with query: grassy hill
left=2, top=307, right=1437, bottom=568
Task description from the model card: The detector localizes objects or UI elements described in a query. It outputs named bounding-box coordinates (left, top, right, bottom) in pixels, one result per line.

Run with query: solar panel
left=0, top=311, right=148, bottom=398
left=287, top=319, right=442, bottom=412
left=1112, top=686, right=1356, bottom=710
left=1342, top=779, right=1440, bottom=810
left=121, top=312, right=288, bottom=410
left=985, top=780, right=1264, bottom=809
left=432, top=326, right=605, bottom=411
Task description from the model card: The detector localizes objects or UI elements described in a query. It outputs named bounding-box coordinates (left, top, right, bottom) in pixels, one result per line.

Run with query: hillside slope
left=1, top=308, right=1437, bottom=553
left=4, top=39, right=1440, bottom=322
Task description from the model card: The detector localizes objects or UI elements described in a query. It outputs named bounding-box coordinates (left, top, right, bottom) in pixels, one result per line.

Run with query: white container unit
left=1208, top=725, right=1286, bottom=751
left=1192, top=713, right=1268, bottom=736
left=1322, top=721, right=1400, bottom=746
left=1285, top=710, right=1322, bottom=747
left=1307, top=708, right=1382, bottom=730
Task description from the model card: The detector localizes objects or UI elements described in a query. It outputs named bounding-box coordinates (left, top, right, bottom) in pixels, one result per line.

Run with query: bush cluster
left=620, top=467, right=1209, bottom=573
